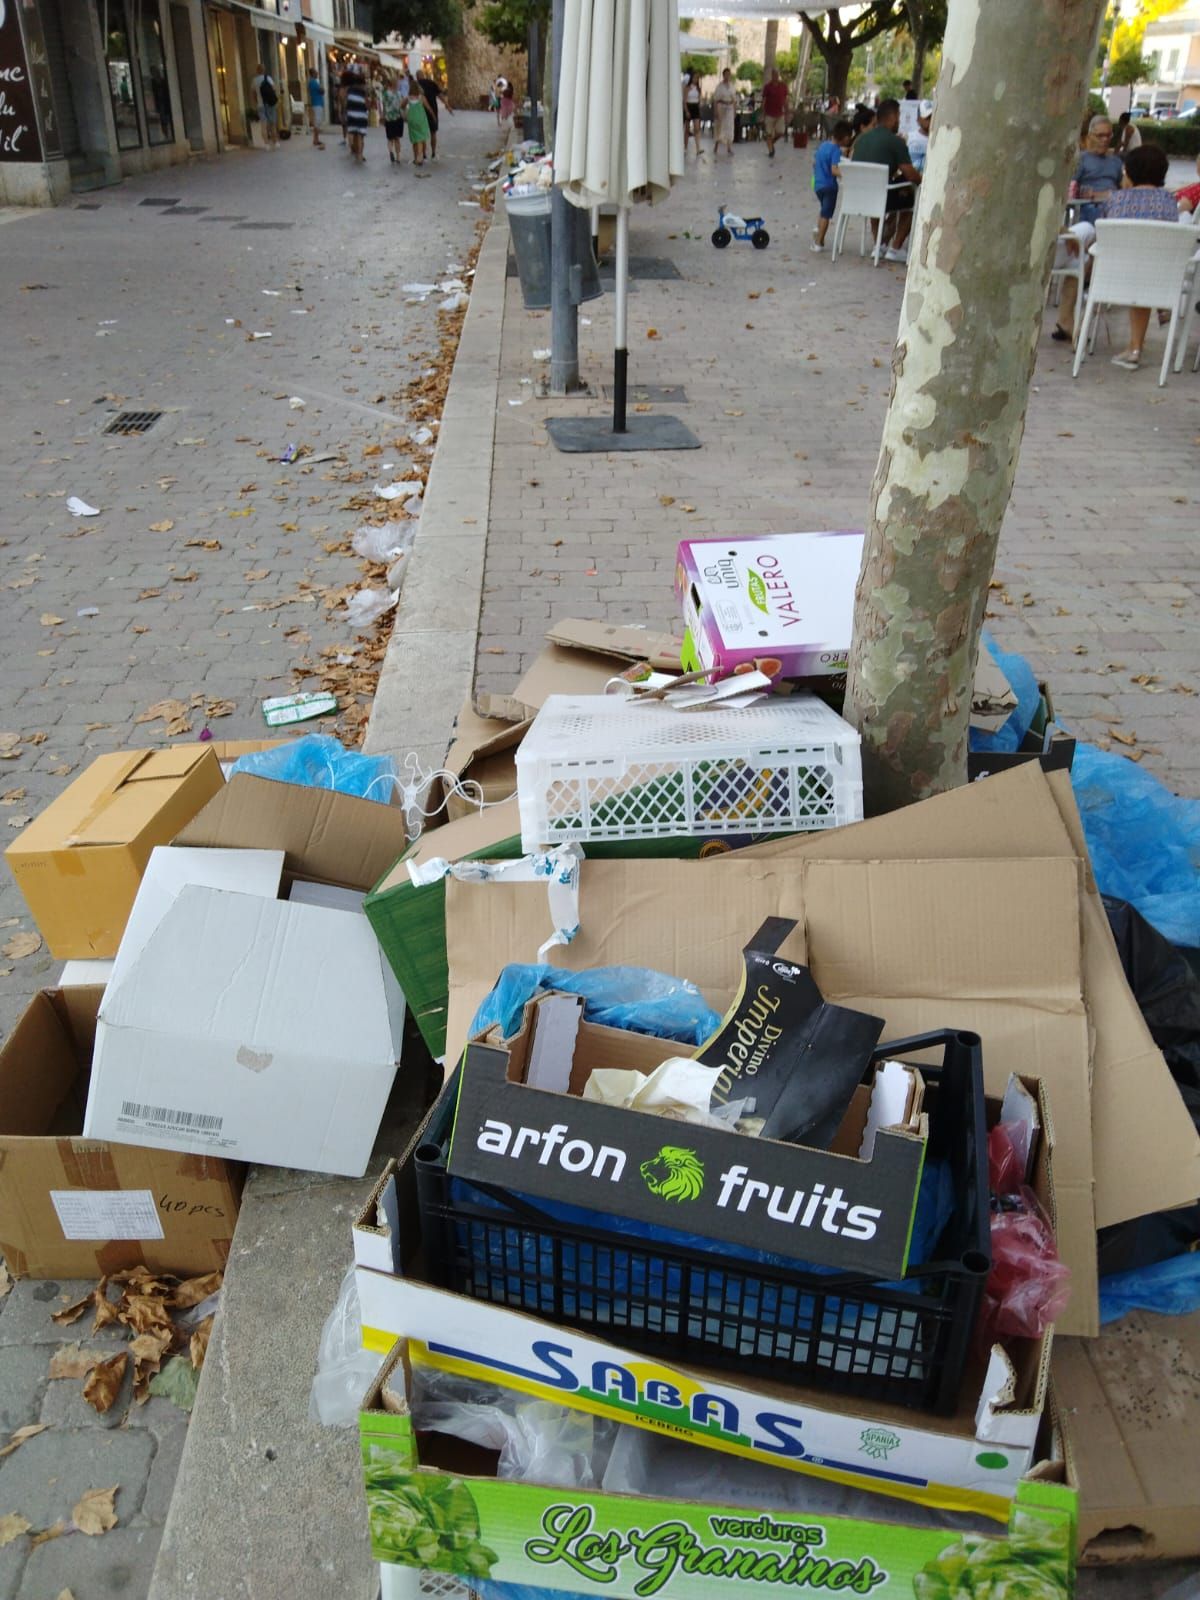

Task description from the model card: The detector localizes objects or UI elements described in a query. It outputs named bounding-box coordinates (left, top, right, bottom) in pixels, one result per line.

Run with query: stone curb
left=363, top=214, right=508, bottom=773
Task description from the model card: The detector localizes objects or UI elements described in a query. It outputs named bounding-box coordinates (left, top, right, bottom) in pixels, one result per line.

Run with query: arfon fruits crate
left=515, top=693, right=863, bottom=850
left=412, top=1030, right=989, bottom=1415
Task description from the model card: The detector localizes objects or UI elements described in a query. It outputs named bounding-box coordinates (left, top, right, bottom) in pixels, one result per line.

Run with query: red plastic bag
left=981, top=1186, right=1072, bottom=1342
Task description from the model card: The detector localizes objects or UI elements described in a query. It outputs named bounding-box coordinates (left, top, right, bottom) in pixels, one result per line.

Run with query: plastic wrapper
left=229, top=734, right=397, bottom=804
left=345, top=586, right=398, bottom=629
left=1070, top=742, right=1200, bottom=949
left=470, top=962, right=721, bottom=1046
left=352, top=522, right=414, bottom=564
left=411, top=1364, right=617, bottom=1487
left=981, top=1188, right=1071, bottom=1343
left=583, top=1057, right=748, bottom=1130
left=308, top=1267, right=380, bottom=1427
left=1100, top=1252, right=1200, bottom=1325
left=987, top=1120, right=1031, bottom=1197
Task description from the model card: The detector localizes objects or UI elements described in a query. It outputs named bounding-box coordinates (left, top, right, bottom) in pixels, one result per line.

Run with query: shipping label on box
left=675, top=533, right=864, bottom=678
left=0, top=987, right=241, bottom=1280
left=360, top=1344, right=1077, bottom=1599
left=446, top=997, right=928, bottom=1279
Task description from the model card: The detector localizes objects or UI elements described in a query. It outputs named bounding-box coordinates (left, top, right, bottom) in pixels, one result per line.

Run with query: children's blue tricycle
left=712, top=205, right=769, bottom=250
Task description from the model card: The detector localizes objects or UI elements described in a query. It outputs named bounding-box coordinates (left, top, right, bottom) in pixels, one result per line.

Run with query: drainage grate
left=103, top=410, right=164, bottom=436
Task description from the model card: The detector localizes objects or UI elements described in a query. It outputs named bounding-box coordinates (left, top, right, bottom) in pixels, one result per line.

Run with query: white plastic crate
left=516, top=693, right=863, bottom=850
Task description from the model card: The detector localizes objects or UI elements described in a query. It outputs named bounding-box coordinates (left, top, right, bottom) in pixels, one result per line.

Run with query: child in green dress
left=403, top=84, right=432, bottom=167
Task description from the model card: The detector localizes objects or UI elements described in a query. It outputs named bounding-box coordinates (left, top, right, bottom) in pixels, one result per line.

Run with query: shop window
left=136, top=1, right=175, bottom=143
left=98, top=0, right=142, bottom=148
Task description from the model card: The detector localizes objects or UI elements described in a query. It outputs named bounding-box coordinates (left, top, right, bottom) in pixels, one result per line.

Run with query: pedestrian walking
left=712, top=67, right=736, bottom=156
left=761, top=67, right=788, bottom=159
left=382, top=73, right=406, bottom=163
left=343, top=67, right=369, bottom=162
left=306, top=64, right=326, bottom=149
left=403, top=79, right=432, bottom=166
left=491, top=76, right=507, bottom=128
left=498, top=81, right=516, bottom=143
left=683, top=68, right=702, bottom=156
left=252, top=62, right=279, bottom=149
left=416, top=71, right=452, bottom=158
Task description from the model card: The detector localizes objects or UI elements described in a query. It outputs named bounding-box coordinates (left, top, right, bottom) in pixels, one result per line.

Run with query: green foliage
left=774, top=44, right=799, bottom=80
left=1138, top=118, right=1200, bottom=157
left=738, top=61, right=764, bottom=88
left=369, top=0, right=461, bottom=43
left=682, top=53, right=717, bottom=78
left=1108, top=46, right=1152, bottom=87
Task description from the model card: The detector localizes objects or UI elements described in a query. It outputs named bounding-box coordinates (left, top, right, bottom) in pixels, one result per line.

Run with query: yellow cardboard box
left=6, top=747, right=224, bottom=958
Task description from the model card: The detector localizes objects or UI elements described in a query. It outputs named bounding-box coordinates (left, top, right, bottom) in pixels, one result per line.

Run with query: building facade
left=1135, top=0, right=1200, bottom=114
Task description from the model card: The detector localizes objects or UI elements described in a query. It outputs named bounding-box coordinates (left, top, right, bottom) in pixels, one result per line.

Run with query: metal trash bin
left=506, top=190, right=601, bottom=311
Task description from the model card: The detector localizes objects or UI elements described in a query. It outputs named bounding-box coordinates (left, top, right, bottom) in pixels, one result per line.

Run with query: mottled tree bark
left=844, top=0, right=1106, bottom=813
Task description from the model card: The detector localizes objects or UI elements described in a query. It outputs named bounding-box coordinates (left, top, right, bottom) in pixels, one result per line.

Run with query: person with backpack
left=252, top=62, right=279, bottom=148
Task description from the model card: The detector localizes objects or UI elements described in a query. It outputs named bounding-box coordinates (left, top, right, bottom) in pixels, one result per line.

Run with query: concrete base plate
left=545, top=414, right=701, bottom=452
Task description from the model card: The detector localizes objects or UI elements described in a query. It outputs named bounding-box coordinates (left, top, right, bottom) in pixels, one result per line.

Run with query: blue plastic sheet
left=471, top=963, right=722, bottom=1047
left=1099, top=1252, right=1200, bottom=1325
left=1071, top=742, right=1200, bottom=949
left=476, top=1584, right=593, bottom=1600
left=968, top=634, right=1042, bottom=754
left=228, top=735, right=397, bottom=804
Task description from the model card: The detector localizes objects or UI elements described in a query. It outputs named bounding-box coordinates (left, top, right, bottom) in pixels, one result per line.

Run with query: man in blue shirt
left=1074, top=116, right=1123, bottom=223
left=811, top=119, right=853, bottom=251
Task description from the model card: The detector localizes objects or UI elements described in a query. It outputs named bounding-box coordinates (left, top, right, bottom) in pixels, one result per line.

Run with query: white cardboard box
left=84, top=848, right=406, bottom=1175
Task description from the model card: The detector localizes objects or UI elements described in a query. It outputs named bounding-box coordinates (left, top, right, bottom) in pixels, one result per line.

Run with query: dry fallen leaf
left=1111, top=730, right=1138, bottom=748
left=73, top=1486, right=118, bottom=1537
left=171, top=570, right=199, bottom=584
left=148, top=520, right=175, bottom=533
left=52, top=1289, right=91, bottom=1325
left=658, top=495, right=675, bottom=507
left=57, top=1590, right=77, bottom=1600
left=30, top=1522, right=67, bottom=1548
left=0, top=1423, right=48, bottom=1458
left=135, top=699, right=187, bottom=724
left=190, top=1313, right=214, bottom=1370
left=1, top=931, right=42, bottom=960
left=185, top=538, right=222, bottom=551
left=0, top=1514, right=31, bottom=1547
left=48, top=1344, right=104, bottom=1380
left=204, top=699, right=236, bottom=718
left=82, top=1352, right=127, bottom=1413
left=165, top=717, right=193, bottom=738
left=39, top=613, right=64, bottom=627
left=633, top=403, right=652, bottom=414
left=646, top=328, right=659, bottom=339
left=243, top=569, right=270, bottom=582
left=170, top=1269, right=223, bottom=1309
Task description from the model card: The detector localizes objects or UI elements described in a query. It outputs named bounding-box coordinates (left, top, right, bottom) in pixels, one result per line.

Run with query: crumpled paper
left=584, top=1057, right=748, bottom=1131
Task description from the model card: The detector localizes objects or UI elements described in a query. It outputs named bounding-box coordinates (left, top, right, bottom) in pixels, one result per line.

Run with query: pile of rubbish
left=3, top=529, right=1199, bottom=1599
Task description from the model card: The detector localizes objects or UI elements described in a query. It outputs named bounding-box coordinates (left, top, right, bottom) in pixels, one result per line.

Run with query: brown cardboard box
left=5, top=747, right=225, bottom=958
left=440, top=763, right=1200, bottom=1338
left=477, top=619, right=682, bottom=724
left=173, top=771, right=409, bottom=888
left=440, top=703, right=526, bottom=824
left=0, top=987, right=242, bottom=1279
left=1057, top=1310, right=1200, bottom=1563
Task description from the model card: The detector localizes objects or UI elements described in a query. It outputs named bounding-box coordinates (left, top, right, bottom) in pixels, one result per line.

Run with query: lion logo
left=640, top=1145, right=705, bottom=1203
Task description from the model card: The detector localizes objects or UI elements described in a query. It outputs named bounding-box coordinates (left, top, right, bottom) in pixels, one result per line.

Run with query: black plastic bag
left=1103, top=895, right=1200, bottom=1127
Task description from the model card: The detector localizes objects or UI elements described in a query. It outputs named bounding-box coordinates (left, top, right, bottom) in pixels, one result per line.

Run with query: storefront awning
left=296, top=17, right=334, bottom=44
left=204, top=0, right=296, bottom=37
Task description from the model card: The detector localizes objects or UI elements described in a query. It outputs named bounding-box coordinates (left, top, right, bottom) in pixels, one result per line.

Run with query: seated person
left=1175, top=151, right=1200, bottom=215
left=852, top=96, right=922, bottom=263
left=1073, top=116, right=1123, bottom=222
left=907, top=99, right=933, bottom=172
left=1105, top=143, right=1189, bottom=371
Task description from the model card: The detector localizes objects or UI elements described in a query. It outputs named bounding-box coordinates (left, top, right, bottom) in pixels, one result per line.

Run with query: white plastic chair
left=1073, top=220, right=1200, bottom=387
left=830, top=161, right=891, bottom=267
left=1047, top=234, right=1086, bottom=341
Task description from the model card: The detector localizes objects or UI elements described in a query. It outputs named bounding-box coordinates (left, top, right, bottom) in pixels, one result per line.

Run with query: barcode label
left=120, top=1101, right=224, bottom=1133
left=51, top=1189, right=165, bottom=1242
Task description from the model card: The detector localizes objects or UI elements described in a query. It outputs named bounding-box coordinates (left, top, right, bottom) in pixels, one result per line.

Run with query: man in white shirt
left=907, top=99, right=932, bottom=171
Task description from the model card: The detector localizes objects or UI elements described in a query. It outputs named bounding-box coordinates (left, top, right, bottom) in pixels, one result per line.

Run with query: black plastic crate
left=411, top=1029, right=989, bottom=1414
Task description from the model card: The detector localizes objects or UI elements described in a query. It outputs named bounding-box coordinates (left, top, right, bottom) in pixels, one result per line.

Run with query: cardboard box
left=83, top=778, right=412, bottom=1176
left=478, top=620, right=682, bottom=725
left=439, top=702, right=526, bottom=824
left=355, top=1074, right=1055, bottom=1518
left=0, top=987, right=242, bottom=1279
left=676, top=533, right=865, bottom=679
left=446, top=994, right=931, bottom=1278
left=360, top=1342, right=1077, bottom=1597
left=440, top=763, right=1200, bottom=1337
left=5, top=747, right=225, bottom=958
left=1057, top=1310, right=1200, bottom=1564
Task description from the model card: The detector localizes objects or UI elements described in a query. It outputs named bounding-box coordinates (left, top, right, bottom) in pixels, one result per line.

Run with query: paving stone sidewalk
left=0, top=112, right=500, bottom=1599
left=478, top=143, right=1200, bottom=799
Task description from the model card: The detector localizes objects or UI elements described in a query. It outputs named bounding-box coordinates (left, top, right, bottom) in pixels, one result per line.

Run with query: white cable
left=397, top=751, right=517, bottom=840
